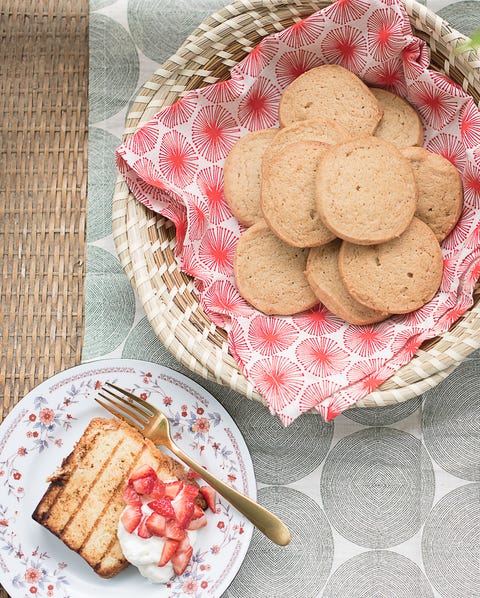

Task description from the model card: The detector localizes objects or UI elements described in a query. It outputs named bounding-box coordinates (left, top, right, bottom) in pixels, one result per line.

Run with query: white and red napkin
left=116, top=0, right=480, bottom=424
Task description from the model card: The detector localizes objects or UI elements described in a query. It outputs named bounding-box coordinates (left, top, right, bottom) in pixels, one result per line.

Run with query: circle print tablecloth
left=86, top=0, right=480, bottom=596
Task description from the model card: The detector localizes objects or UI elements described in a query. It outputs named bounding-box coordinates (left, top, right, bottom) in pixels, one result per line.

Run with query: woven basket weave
left=112, top=0, right=480, bottom=410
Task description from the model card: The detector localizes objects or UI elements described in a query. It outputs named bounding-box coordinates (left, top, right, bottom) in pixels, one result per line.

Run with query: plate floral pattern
left=0, top=359, right=255, bottom=598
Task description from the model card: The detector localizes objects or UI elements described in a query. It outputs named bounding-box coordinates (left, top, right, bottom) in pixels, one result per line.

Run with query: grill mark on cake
left=36, top=481, right=64, bottom=521
left=60, top=435, right=125, bottom=537
left=97, top=525, right=128, bottom=571
left=90, top=444, right=150, bottom=563
left=40, top=430, right=106, bottom=525
left=34, top=470, right=69, bottom=523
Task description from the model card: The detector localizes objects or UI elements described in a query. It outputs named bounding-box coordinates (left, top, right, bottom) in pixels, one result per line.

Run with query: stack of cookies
left=225, top=65, right=463, bottom=325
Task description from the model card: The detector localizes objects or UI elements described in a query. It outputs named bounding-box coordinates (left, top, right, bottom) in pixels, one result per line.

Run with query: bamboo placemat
left=0, top=2, right=88, bottom=596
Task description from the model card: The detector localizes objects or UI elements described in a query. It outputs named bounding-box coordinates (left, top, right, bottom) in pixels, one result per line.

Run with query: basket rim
left=112, top=0, right=480, bottom=411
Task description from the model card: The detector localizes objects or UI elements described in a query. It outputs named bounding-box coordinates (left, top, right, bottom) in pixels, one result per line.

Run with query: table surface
left=2, top=1, right=480, bottom=597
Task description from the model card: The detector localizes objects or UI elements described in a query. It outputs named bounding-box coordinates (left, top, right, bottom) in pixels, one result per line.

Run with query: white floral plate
left=0, top=359, right=255, bottom=598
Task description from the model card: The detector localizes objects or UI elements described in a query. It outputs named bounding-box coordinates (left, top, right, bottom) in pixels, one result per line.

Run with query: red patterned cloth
left=116, top=0, right=480, bottom=424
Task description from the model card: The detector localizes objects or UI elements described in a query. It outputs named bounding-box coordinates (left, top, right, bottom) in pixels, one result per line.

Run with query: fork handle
left=166, top=441, right=291, bottom=546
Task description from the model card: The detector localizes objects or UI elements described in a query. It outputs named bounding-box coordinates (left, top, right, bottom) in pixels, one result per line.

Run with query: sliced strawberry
left=150, top=478, right=165, bottom=499
left=129, top=464, right=157, bottom=495
left=187, top=468, right=201, bottom=480
left=173, top=496, right=195, bottom=529
left=164, top=480, right=183, bottom=499
left=176, top=534, right=191, bottom=554
left=199, top=485, right=217, bottom=512
left=191, top=504, right=205, bottom=520
left=132, top=476, right=155, bottom=496
left=129, top=464, right=157, bottom=481
left=158, top=539, right=179, bottom=567
left=165, top=519, right=186, bottom=542
left=145, top=512, right=166, bottom=537
left=147, top=498, right=175, bottom=519
left=123, top=484, right=142, bottom=507
left=137, top=517, right=152, bottom=539
left=187, top=514, right=208, bottom=530
left=171, top=545, right=193, bottom=576
left=120, top=505, right=142, bottom=533
left=183, top=483, right=199, bottom=500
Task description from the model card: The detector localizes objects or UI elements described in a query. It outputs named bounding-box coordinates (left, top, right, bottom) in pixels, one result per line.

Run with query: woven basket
left=112, top=0, right=480, bottom=410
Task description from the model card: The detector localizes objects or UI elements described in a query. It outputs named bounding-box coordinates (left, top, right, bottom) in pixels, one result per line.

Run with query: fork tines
left=95, top=383, right=154, bottom=431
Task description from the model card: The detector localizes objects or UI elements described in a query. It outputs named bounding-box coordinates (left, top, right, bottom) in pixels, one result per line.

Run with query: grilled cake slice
left=32, top=417, right=206, bottom=578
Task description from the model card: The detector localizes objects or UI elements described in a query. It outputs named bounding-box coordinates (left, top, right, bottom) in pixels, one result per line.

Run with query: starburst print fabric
left=116, top=0, right=480, bottom=424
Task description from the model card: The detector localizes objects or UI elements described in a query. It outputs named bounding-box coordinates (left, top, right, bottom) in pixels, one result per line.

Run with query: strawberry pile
left=120, top=465, right=216, bottom=576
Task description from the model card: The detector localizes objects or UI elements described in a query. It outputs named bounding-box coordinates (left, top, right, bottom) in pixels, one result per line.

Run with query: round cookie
left=402, top=146, right=463, bottom=242
left=315, top=136, right=417, bottom=245
left=338, top=218, right=443, bottom=314
left=261, top=141, right=337, bottom=248
left=224, top=128, right=278, bottom=226
left=370, top=87, right=424, bottom=148
left=234, top=220, right=318, bottom=315
left=262, top=118, right=350, bottom=165
left=278, top=65, right=383, bottom=136
left=306, top=240, right=389, bottom=325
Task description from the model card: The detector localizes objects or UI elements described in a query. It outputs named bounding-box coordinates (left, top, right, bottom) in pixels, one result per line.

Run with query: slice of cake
left=32, top=417, right=207, bottom=578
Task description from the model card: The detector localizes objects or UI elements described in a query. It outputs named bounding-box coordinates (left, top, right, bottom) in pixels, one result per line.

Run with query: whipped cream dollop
left=117, top=500, right=197, bottom=583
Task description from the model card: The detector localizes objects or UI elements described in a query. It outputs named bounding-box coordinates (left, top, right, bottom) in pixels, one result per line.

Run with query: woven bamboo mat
left=0, top=2, right=88, bottom=595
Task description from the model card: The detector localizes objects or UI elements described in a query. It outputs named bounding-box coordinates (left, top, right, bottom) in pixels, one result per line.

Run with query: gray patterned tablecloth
left=86, top=1, right=480, bottom=596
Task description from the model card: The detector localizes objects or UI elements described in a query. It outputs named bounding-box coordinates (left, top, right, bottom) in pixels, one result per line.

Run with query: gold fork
left=96, top=382, right=291, bottom=546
